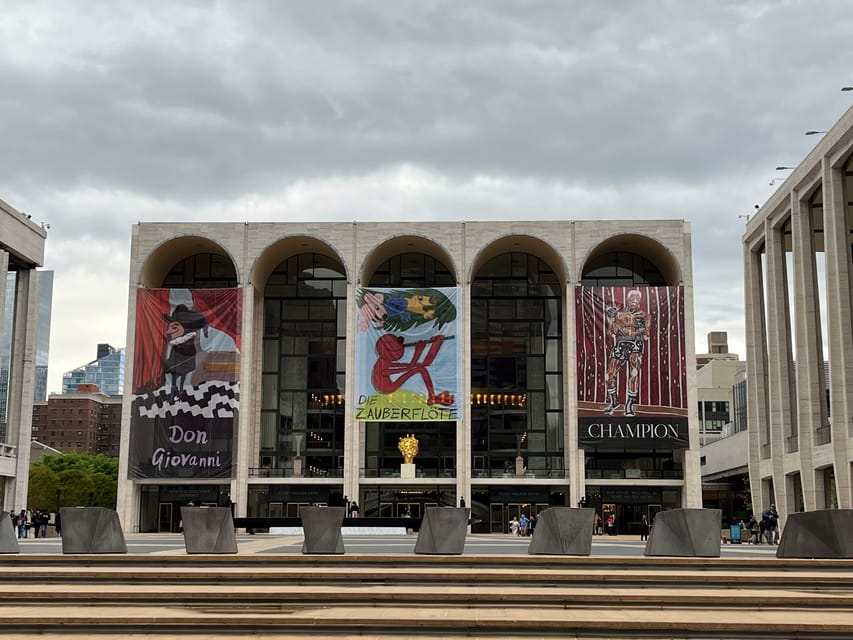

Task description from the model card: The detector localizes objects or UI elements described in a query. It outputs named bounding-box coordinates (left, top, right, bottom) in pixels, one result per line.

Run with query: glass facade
left=470, top=253, right=564, bottom=478
left=120, top=221, right=700, bottom=535
left=259, top=253, right=348, bottom=479
left=62, top=346, right=125, bottom=396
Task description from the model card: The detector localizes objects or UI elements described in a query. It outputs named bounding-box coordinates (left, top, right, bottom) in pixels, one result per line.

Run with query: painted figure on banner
left=603, top=289, right=652, bottom=417
left=354, top=287, right=462, bottom=422
left=128, top=288, right=242, bottom=479
left=373, top=334, right=454, bottom=406
left=162, top=304, right=209, bottom=401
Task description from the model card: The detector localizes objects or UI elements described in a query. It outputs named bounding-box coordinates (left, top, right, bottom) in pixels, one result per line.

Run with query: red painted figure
left=372, top=334, right=454, bottom=406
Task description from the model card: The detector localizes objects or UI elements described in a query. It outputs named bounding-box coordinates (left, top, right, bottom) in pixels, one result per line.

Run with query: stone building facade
left=743, top=104, right=853, bottom=519
left=117, top=220, right=702, bottom=533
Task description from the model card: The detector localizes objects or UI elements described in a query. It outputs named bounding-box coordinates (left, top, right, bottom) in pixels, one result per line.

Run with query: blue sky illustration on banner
left=354, top=287, right=462, bottom=422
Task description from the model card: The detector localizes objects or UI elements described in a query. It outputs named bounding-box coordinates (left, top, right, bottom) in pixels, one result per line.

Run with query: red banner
left=128, top=288, right=242, bottom=478
left=575, top=286, right=688, bottom=449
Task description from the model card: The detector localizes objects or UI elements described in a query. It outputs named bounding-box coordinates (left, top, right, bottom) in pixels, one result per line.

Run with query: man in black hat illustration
left=162, top=304, right=209, bottom=401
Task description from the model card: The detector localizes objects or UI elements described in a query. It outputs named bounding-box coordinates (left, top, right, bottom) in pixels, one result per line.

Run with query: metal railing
left=471, top=469, right=565, bottom=479
left=248, top=467, right=344, bottom=479
left=585, top=468, right=683, bottom=480
left=361, top=468, right=456, bottom=479
left=815, top=425, right=832, bottom=446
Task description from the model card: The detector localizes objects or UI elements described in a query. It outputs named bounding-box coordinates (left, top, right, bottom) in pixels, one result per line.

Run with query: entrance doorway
left=489, top=502, right=550, bottom=533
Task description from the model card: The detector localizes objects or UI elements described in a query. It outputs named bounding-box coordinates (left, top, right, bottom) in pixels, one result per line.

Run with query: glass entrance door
left=490, top=503, right=505, bottom=533
left=157, top=503, right=173, bottom=533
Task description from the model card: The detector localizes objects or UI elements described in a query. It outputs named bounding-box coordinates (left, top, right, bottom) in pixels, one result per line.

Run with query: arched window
left=259, top=253, right=347, bottom=478
left=470, top=253, right=563, bottom=478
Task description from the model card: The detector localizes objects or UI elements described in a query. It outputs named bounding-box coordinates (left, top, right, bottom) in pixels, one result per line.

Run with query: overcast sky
left=2, top=1, right=852, bottom=394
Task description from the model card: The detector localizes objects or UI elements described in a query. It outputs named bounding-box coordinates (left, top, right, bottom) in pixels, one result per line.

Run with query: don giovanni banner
left=128, top=288, right=241, bottom=478
left=575, top=286, right=688, bottom=450
left=354, top=287, right=463, bottom=422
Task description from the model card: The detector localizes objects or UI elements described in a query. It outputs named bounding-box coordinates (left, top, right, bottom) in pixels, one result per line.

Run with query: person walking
left=16, top=510, right=27, bottom=539
left=509, top=516, right=519, bottom=536
left=640, top=514, right=650, bottom=541
left=762, top=504, right=780, bottom=545
left=606, top=513, right=616, bottom=536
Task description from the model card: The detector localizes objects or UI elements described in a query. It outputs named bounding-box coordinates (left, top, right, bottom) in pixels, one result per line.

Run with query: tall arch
left=469, top=243, right=566, bottom=526
left=580, top=234, right=680, bottom=286
left=138, top=235, right=238, bottom=288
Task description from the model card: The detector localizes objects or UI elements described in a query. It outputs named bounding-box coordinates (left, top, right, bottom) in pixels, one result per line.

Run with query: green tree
left=29, top=453, right=119, bottom=509
left=26, top=466, right=59, bottom=511
left=56, top=469, right=93, bottom=508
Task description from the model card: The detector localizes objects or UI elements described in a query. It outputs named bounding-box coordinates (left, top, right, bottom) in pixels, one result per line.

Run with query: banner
left=576, top=286, right=688, bottom=450
left=354, top=286, right=462, bottom=422
left=128, top=288, right=241, bottom=478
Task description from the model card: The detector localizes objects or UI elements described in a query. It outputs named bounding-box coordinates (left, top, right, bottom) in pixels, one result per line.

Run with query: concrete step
left=3, top=554, right=853, bottom=638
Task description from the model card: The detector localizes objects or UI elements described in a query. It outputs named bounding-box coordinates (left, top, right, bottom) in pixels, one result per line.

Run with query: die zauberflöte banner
left=354, top=287, right=463, bottom=422
left=128, top=288, right=242, bottom=479
left=575, top=285, right=689, bottom=450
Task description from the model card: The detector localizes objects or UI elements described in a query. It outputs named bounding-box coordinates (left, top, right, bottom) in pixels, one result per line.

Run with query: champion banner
left=354, top=286, right=463, bottom=422
left=128, top=288, right=242, bottom=478
left=575, top=286, right=689, bottom=450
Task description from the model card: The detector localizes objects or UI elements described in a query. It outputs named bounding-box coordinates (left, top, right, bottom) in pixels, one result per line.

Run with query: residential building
left=32, top=384, right=123, bottom=457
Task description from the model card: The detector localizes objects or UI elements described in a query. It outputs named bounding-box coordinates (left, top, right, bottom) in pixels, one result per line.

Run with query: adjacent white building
left=743, top=103, right=853, bottom=519
left=0, top=198, right=48, bottom=513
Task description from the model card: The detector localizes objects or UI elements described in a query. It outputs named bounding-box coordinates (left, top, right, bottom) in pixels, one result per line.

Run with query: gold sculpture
left=398, top=433, right=419, bottom=464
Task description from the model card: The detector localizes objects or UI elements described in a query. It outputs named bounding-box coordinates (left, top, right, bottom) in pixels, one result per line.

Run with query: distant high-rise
left=0, top=269, right=53, bottom=436
left=61, top=344, right=125, bottom=396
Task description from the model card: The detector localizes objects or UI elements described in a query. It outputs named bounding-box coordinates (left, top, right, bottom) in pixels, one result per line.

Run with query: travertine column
left=0, top=252, right=7, bottom=373
left=344, top=229, right=360, bottom=504
left=744, top=240, right=770, bottom=510
left=823, top=158, right=853, bottom=508
left=566, top=283, right=583, bottom=506
left=763, top=215, right=795, bottom=517
left=232, top=283, right=255, bottom=517
left=790, top=191, right=823, bottom=510
left=5, top=270, right=39, bottom=511
left=457, top=277, right=471, bottom=506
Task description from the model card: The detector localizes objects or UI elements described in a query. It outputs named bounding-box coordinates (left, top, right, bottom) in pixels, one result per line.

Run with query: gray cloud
left=2, top=0, right=852, bottom=390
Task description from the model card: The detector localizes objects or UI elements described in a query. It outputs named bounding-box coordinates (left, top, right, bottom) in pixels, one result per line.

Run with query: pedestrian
left=606, top=513, right=616, bottom=536
left=747, top=515, right=760, bottom=544
left=519, top=513, right=529, bottom=536
left=16, top=509, right=27, bottom=539
left=640, top=514, right=650, bottom=541
left=349, top=501, right=360, bottom=517
left=509, top=516, right=519, bottom=536
left=593, top=512, right=601, bottom=535
left=762, top=504, right=780, bottom=545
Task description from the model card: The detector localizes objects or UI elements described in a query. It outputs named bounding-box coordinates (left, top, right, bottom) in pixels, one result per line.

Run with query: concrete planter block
left=181, top=507, right=238, bottom=554
left=528, top=507, right=594, bottom=556
left=60, top=507, right=127, bottom=554
left=777, top=509, right=853, bottom=558
left=644, top=508, right=721, bottom=557
left=0, top=516, right=19, bottom=553
left=414, top=507, right=469, bottom=555
left=301, top=506, right=345, bottom=554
